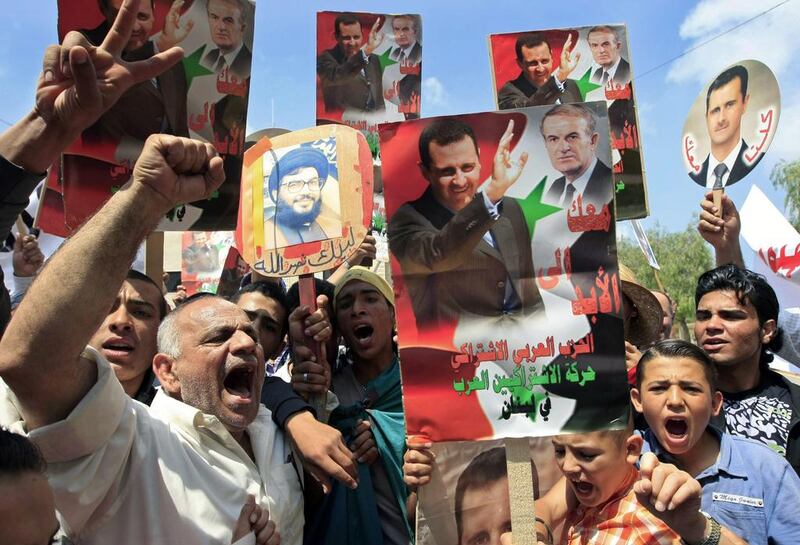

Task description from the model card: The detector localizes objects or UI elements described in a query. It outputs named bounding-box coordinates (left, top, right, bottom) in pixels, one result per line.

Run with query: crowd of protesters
left=1, top=2, right=799, bottom=544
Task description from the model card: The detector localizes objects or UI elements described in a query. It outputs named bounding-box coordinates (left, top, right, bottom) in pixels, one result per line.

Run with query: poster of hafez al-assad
left=489, top=23, right=648, bottom=221
left=53, top=0, right=255, bottom=233
left=316, top=11, right=422, bottom=156
left=380, top=102, right=630, bottom=441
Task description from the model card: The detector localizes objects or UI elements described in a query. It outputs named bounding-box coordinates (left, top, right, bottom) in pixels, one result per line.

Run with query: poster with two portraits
left=489, top=23, right=648, bottom=220
left=316, top=11, right=423, bottom=158
left=44, top=0, right=255, bottom=236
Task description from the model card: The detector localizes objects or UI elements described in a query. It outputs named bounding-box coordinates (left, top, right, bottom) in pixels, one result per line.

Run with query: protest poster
left=380, top=103, right=629, bottom=442
left=235, top=124, right=373, bottom=277
left=47, top=0, right=255, bottom=234
left=414, top=438, right=562, bottom=545
left=682, top=60, right=780, bottom=190
left=216, top=246, right=250, bottom=298
left=630, top=219, right=659, bottom=270
left=180, top=230, right=234, bottom=295
left=316, top=11, right=422, bottom=158
left=489, top=24, right=648, bottom=221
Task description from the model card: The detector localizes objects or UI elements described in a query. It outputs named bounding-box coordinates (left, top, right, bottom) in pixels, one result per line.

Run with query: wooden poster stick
left=652, top=268, right=666, bottom=293
left=505, top=437, right=535, bottom=545
left=298, top=274, right=326, bottom=415
left=144, top=231, right=165, bottom=287
left=712, top=188, right=724, bottom=219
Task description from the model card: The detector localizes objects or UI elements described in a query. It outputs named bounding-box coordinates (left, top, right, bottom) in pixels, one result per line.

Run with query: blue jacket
left=642, top=427, right=800, bottom=545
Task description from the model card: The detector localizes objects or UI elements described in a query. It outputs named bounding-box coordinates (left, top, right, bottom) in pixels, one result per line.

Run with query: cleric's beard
left=276, top=198, right=322, bottom=229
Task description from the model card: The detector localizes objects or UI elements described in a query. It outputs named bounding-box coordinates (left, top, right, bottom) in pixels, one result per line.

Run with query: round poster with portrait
left=681, top=60, right=780, bottom=189
left=235, top=124, right=373, bottom=276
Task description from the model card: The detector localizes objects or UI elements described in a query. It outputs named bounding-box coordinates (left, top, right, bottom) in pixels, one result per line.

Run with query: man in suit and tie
left=199, top=0, right=252, bottom=81
left=587, top=25, right=631, bottom=87
left=388, top=117, right=543, bottom=327
left=317, top=13, right=385, bottom=113
left=389, top=14, right=421, bottom=65
left=689, top=65, right=762, bottom=189
left=497, top=32, right=582, bottom=110
left=542, top=104, right=612, bottom=209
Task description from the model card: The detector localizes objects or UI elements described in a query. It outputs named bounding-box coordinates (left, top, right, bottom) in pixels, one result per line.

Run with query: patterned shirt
left=722, top=370, right=793, bottom=456
left=562, top=467, right=681, bottom=545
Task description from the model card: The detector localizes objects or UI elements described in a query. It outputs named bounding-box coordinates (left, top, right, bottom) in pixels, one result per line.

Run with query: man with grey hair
left=586, top=25, right=630, bottom=86
left=541, top=103, right=612, bottom=208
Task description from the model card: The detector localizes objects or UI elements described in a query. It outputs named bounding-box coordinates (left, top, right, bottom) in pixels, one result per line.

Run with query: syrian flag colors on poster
left=740, top=185, right=800, bottom=303
left=380, top=103, right=629, bottom=442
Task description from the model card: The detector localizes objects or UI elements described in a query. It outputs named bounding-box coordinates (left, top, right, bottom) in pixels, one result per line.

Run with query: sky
left=2, top=0, right=798, bottom=237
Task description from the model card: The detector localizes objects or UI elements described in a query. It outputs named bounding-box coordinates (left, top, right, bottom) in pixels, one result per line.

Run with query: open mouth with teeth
left=223, top=366, right=255, bottom=401
left=353, top=324, right=374, bottom=342
left=101, top=340, right=134, bottom=359
left=664, top=418, right=688, bottom=438
left=572, top=480, right=594, bottom=497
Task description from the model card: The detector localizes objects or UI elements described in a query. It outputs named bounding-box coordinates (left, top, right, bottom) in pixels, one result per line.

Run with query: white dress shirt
left=1, top=347, right=303, bottom=545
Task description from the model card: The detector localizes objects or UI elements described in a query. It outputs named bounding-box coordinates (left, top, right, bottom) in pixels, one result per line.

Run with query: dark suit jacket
left=497, top=74, right=582, bottom=110
left=689, top=140, right=762, bottom=188
left=590, top=57, right=631, bottom=86
left=81, top=23, right=188, bottom=141
left=545, top=160, right=612, bottom=209
left=388, top=188, right=542, bottom=327
left=542, top=159, right=630, bottom=431
left=317, top=45, right=385, bottom=112
left=201, top=44, right=252, bottom=81
left=390, top=42, right=421, bottom=64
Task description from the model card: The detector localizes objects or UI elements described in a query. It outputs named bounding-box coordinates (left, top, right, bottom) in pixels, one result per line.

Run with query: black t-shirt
left=722, top=370, right=793, bottom=456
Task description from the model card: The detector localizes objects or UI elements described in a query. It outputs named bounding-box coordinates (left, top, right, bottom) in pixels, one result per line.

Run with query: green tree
left=771, top=160, right=800, bottom=231
left=617, top=219, right=713, bottom=339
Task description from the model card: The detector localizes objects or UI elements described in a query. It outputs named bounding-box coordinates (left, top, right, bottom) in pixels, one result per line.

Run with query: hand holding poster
left=489, top=24, right=649, bottom=220
left=380, top=103, right=629, bottom=442
left=235, top=125, right=374, bottom=277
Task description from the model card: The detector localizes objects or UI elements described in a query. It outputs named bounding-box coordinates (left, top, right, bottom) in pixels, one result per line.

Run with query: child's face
left=631, top=356, right=722, bottom=456
left=552, top=431, right=640, bottom=508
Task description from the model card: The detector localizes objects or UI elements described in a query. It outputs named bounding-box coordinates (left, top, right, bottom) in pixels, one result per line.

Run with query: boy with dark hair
left=632, top=339, right=800, bottom=544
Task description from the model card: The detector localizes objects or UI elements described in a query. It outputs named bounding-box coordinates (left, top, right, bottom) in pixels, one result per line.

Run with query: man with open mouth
left=294, top=266, right=413, bottom=545
left=633, top=339, right=800, bottom=544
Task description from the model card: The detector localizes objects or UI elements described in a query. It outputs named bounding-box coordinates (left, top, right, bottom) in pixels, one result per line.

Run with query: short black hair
left=126, top=270, right=167, bottom=320
left=706, top=65, right=748, bottom=113
left=418, top=118, right=479, bottom=170
left=515, top=32, right=551, bottom=62
left=695, top=264, right=783, bottom=361
left=334, top=12, right=361, bottom=38
left=232, top=281, right=290, bottom=335
left=637, top=339, right=719, bottom=392
left=0, top=428, right=46, bottom=477
left=286, top=278, right=336, bottom=332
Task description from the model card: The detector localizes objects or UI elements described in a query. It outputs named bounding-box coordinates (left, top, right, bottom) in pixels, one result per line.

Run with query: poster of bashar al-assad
left=316, top=11, right=422, bottom=156
left=682, top=60, right=780, bottom=190
left=50, top=0, right=255, bottom=234
left=181, top=230, right=233, bottom=295
left=236, top=125, right=374, bottom=277
left=489, top=24, right=649, bottom=221
left=380, top=103, right=630, bottom=441
left=415, top=439, right=562, bottom=545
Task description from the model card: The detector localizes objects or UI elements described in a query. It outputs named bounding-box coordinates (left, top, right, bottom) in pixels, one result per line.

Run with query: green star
left=575, top=67, right=603, bottom=101
left=517, top=176, right=561, bottom=239
left=183, top=45, right=215, bottom=88
left=377, top=48, right=398, bottom=72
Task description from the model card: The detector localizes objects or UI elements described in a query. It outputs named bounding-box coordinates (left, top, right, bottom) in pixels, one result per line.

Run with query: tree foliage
left=771, top=160, right=800, bottom=232
left=617, top=219, right=713, bottom=330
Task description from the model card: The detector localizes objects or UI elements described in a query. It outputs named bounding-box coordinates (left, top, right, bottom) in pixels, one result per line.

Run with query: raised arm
left=0, top=0, right=183, bottom=242
left=698, top=191, right=744, bottom=268
left=0, top=135, right=224, bottom=429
